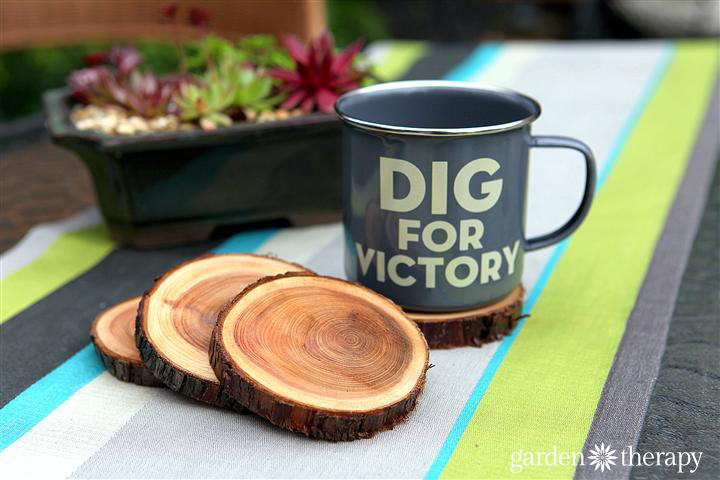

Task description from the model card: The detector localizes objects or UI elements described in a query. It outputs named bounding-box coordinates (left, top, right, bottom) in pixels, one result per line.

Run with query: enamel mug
left=335, top=81, right=596, bottom=311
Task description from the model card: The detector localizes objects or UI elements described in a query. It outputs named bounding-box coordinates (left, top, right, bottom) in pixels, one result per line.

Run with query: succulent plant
left=68, top=46, right=186, bottom=118
left=174, top=78, right=234, bottom=130
left=236, top=35, right=293, bottom=69
left=174, top=61, right=285, bottom=130
left=106, top=46, right=143, bottom=76
left=161, top=2, right=209, bottom=28
left=68, top=66, right=114, bottom=104
left=70, top=69, right=183, bottom=118
left=185, top=35, right=292, bottom=72
left=79, top=46, right=143, bottom=75
left=227, top=66, right=284, bottom=113
left=188, top=7, right=209, bottom=28
left=67, top=10, right=374, bottom=134
left=110, top=71, right=184, bottom=118
left=161, top=3, right=179, bottom=20
left=269, top=32, right=367, bottom=113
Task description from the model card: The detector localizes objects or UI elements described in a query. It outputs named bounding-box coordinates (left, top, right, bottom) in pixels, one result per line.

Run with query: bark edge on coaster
left=406, top=285, right=524, bottom=349
left=91, top=296, right=163, bottom=387
left=210, top=272, right=429, bottom=441
left=136, top=253, right=310, bottom=409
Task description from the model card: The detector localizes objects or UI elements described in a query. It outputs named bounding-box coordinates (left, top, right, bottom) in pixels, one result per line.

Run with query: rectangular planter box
left=43, top=88, right=342, bottom=247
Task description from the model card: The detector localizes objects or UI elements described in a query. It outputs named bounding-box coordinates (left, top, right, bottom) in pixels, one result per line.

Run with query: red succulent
left=269, top=32, right=365, bottom=113
left=188, top=7, right=209, bottom=28
left=83, top=52, right=106, bottom=66
left=106, top=46, right=143, bottom=76
left=161, top=3, right=178, bottom=20
left=69, top=66, right=114, bottom=103
left=68, top=46, right=188, bottom=117
left=107, top=72, right=179, bottom=117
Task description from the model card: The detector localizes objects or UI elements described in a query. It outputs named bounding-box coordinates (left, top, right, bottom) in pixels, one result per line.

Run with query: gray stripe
left=401, top=43, right=478, bottom=81
left=631, top=146, right=719, bottom=477
left=575, top=80, right=720, bottom=480
left=0, top=239, right=220, bottom=407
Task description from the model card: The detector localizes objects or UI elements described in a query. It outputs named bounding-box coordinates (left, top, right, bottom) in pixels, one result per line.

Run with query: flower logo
left=588, top=443, right=618, bottom=472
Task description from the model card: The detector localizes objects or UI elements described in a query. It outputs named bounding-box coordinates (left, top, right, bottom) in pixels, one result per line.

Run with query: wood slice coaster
left=210, top=272, right=429, bottom=441
left=136, top=254, right=308, bottom=408
left=405, top=285, right=524, bottom=349
left=91, top=297, right=163, bottom=387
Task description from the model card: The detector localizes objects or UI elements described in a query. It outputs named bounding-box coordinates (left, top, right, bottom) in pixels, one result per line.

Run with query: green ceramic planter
left=44, top=88, right=342, bottom=247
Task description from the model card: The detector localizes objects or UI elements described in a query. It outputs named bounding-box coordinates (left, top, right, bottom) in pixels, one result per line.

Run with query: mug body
left=336, top=81, right=540, bottom=311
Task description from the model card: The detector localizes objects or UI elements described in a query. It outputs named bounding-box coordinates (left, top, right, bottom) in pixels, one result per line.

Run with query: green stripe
left=441, top=41, right=718, bottom=479
left=372, top=41, right=428, bottom=81
left=0, top=225, right=114, bottom=324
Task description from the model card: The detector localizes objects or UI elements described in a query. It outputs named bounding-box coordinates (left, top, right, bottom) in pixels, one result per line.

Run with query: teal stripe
left=212, top=228, right=278, bottom=253
left=424, top=42, right=676, bottom=479
left=444, top=43, right=502, bottom=81
left=0, top=345, right=103, bottom=450
left=0, top=228, right=280, bottom=452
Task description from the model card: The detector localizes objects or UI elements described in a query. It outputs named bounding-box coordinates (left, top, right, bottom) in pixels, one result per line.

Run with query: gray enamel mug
left=335, top=81, right=596, bottom=312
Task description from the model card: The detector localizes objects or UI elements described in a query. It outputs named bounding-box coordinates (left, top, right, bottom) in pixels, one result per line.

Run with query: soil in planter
left=210, top=272, right=429, bottom=441
left=91, top=297, right=163, bottom=387
left=136, top=254, right=309, bottom=409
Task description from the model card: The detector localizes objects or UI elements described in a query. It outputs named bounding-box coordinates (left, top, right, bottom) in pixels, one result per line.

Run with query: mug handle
left=524, top=135, right=597, bottom=251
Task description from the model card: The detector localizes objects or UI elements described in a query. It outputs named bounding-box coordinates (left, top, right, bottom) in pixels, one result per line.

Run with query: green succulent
left=226, top=66, right=284, bottom=114
left=174, top=80, right=233, bottom=131
left=178, top=34, right=288, bottom=128
left=185, top=35, right=292, bottom=72
left=236, top=35, right=293, bottom=69
left=175, top=63, right=285, bottom=129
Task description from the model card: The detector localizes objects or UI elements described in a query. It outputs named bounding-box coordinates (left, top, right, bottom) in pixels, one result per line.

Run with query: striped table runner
left=0, top=40, right=717, bottom=479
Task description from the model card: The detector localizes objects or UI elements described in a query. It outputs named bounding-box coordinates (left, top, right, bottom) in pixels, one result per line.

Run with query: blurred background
left=1, top=0, right=718, bottom=251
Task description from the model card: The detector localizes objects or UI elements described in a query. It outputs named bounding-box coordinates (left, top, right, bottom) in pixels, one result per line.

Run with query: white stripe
left=5, top=42, right=672, bottom=479
left=76, top=345, right=502, bottom=480
left=475, top=41, right=667, bottom=292
left=0, top=373, right=160, bottom=480
left=0, top=208, right=101, bottom=280
left=255, top=222, right=341, bottom=265
left=469, top=42, right=543, bottom=86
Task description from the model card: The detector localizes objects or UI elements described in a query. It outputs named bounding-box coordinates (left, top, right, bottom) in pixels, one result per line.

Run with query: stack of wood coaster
left=90, top=252, right=523, bottom=440
left=91, top=296, right=163, bottom=387
left=90, top=253, right=431, bottom=440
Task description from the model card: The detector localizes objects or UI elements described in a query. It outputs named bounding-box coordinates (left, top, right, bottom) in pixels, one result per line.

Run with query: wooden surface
left=1, top=0, right=327, bottom=50
left=211, top=272, right=429, bottom=441
left=0, top=139, right=95, bottom=253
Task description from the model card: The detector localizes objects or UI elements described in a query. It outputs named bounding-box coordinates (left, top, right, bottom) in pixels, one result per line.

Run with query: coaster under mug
left=405, top=284, right=524, bottom=349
